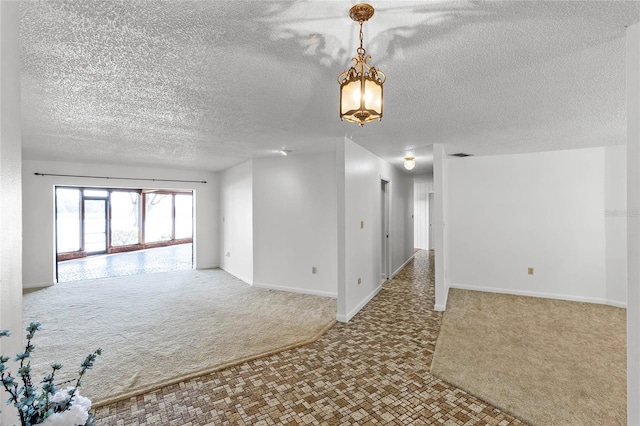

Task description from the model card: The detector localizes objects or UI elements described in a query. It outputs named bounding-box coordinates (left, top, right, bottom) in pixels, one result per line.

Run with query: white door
left=413, top=180, right=428, bottom=250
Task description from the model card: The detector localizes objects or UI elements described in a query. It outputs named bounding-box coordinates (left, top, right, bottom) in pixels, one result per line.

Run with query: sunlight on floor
left=56, top=243, right=193, bottom=282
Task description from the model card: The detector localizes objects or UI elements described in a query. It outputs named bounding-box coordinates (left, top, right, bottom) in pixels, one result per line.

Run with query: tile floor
left=93, top=251, right=526, bottom=425
left=57, top=243, right=193, bottom=282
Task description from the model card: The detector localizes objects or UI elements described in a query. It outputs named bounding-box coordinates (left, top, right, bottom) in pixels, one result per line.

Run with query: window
left=56, top=188, right=81, bottom=252
left=111, top=191, right=140, bottom=246
left=175, top=194, right=193, bottom=240
left=145, top=193, right=173, bottom=243
left=55, top=187, right=194, bottom=259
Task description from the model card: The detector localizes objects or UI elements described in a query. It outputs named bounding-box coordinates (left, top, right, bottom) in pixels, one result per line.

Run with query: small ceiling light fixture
left=338, top=3, right=386, bottom=127
left=404, top=157, right=416, bottom=170
left=279, top=150, right=291, bottom=156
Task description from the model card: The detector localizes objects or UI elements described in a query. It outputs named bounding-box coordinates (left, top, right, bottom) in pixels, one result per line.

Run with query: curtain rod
left=34, top=172, right=207, bottom=184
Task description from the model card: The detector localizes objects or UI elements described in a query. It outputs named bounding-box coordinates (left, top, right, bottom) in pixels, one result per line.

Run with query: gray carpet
left=22, top=268, right=336, bottom=407
left=431, top=289, right=626, bottom=426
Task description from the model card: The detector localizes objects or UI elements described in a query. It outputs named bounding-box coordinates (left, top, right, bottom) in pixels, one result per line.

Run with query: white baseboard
left=449, top=283, right=627, bottom=309
left=253, top=281, right=337, bottom=299
left=391, top=252, right=416, bottom=279
left=195, top=263, right=219, bottom=270
left=336, top=284, right=382, bottom=323
left=603, top=299, right=627, bottom=309
left=219, top=268, right=253, bottom=285
left=23, top=281, right=54, bottom=290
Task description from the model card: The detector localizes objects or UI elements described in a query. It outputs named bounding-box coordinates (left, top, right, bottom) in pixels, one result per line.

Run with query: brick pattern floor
left=94, top=251, right=527, bottom=425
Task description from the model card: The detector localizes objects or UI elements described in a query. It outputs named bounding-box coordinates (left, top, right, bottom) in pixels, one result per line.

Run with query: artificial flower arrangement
left=0, top=322, right=102, bottom=426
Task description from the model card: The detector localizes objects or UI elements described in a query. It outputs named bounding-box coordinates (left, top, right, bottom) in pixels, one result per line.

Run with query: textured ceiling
left=20, top=1, right=640, bottom=175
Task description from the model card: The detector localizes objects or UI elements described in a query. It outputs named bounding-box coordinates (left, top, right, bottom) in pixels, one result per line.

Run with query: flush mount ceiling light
left=338, top=3, right=386, bottom=127
left=279, top=150, right=291, bottom=156
left=404, top=157, right=416, bottom=170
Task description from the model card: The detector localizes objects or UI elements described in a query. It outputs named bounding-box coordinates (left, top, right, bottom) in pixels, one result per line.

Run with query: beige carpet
left=431, top=289, right=626, bottom=426
left=22, top=269, right=336, bottom=407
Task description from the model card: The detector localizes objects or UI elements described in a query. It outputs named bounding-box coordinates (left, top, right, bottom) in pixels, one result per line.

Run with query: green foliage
left=0, top=323, right=102, bottom=426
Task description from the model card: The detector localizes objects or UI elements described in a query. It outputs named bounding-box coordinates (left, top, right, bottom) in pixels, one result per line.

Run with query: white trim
left=336, top=284, right=382, bottom=323
left=220, top=268, right=253, bottom=285
left=434, top=284, right=449, bottom=311
left=24, top=281, right=54, bottom=289
left=195, top=263, right=219, bottom=270
left=450, top=283, right=627, bottom=308
left=605, top=299, right=627, bottom=309
left=391, top=252, right=416, bottom=279
left=253, top=281, right=337, bottom=299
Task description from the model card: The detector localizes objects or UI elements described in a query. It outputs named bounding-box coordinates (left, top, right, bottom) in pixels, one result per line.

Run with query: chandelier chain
left=358, top=21, right=365, bottom=55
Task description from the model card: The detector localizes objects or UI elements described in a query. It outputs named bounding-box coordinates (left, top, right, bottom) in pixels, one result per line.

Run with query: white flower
left=39, top=388, right=92, bottom=426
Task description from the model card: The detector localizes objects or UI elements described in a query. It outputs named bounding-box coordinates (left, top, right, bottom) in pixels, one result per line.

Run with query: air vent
left=450, top=153, right=473, bottom=157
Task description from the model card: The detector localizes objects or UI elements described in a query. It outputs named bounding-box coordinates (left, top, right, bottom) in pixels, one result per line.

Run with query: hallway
left=94, top=250, right=524, bottom=425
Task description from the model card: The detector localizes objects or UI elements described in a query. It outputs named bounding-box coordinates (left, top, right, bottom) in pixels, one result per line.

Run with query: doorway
left=381, top=179, right=390, bottom=283
left=83, top=196, right=108, bottom=254
left=413, top=180, right=430, bottom=250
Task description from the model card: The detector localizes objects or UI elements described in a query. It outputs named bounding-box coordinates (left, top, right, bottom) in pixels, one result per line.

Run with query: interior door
left=84, top=199, right=108, bottom=254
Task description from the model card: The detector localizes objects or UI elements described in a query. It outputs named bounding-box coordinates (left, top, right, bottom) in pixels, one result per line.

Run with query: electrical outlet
left=357, top=277, right=362, bottom=284
left=226, top=252, right=231, bottom=257
left=528, top=267, right=534, bottom=275
left=312, top=266, right=317, bottom=274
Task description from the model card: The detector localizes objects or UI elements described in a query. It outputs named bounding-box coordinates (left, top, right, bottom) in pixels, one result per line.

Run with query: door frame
left=428, top=192, right=434, bottom=250
left=381, top=177, right=391, bottom=283
left=82, top=196, right=109, bottom=255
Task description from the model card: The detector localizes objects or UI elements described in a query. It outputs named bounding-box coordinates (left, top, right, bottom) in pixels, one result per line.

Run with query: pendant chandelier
left=338, top=3, right=386, bottom=126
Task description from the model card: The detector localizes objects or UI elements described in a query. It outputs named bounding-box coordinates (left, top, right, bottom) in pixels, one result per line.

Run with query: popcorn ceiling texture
left=19, top=1, right=640, bottom=174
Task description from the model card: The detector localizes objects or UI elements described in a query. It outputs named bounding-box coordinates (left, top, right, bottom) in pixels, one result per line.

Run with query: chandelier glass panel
left=338, top=4, right=385, bottom=126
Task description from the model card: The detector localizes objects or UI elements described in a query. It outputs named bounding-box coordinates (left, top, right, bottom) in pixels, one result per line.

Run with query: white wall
left=336, top=138, right=414, bottom=322
left=447, top=146, right=626, bottom=306
left=0, top=2, right=23, bottom=423
left=433, top=144, right=450, bottom=310
left=414, top=177, right=433, bottom=250
left=605, top=145, right=627, bottom=306
left=627, top=21, right=640, bottom=426
left=252, top=152, right=337, bottom=297
left=389, top=163, right=415, bottom=277
left=220, top=160, right=253, bottom=284
left=22, top=160, right=219, bottom=288
left=414, top=180, right=427, bottom=250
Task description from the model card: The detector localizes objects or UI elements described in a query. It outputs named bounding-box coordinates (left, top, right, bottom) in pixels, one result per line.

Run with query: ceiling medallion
left=338, top=3, right=386, bottom=126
